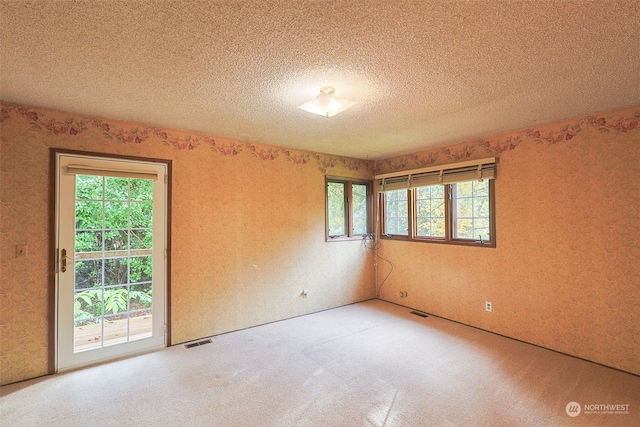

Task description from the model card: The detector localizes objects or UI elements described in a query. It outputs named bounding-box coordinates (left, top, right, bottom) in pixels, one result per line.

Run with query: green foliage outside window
left=73, top=175, right=154, bottom=323
left=327, top=179, right=371, bottom=239
left=381, top=179, right=493, bottom=246
left=74, top=284, right=153, bottom=322
left=454, top=180, right=490, bottom=241
left=415, top=185, right=445, bottom=237
left=352, top=184, right=368, bottom=235
left=327, top=182, right=346, bottom=236
left=385, top=189, right=408, bottom=236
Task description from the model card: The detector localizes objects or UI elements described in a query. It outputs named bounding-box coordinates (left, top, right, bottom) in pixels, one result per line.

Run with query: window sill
left=381, top=234, right=495, bottom=248
left=326, top=235, right=368, bottom=242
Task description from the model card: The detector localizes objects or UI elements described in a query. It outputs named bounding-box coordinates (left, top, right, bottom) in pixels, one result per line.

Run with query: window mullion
left=445, top=184, right=452, bottom=242
left=380, top=181, right=493, bottom=247
left=367, top=182, right=374, bottom=235
left=346, top=181, right=353, bottom=237
left=326, top=177, right=372, bottom=241
left=408, top=188, right=415, bottom=239
left=489, top=180, right=496, bottom=245
left=381, top=192, right=388, bottom=237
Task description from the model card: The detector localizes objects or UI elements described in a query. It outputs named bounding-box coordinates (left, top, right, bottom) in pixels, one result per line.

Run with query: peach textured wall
left=0, top=103, right=376, bottom=385
left=373, top=105, right=640, bottom=375
left=1, top=103, right=638, bottom=385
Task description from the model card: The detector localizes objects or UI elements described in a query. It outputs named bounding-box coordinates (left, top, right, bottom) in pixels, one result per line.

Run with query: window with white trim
left=377, top=158, right=496, bottom=247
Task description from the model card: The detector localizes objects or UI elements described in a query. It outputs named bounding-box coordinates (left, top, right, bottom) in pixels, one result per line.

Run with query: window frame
left=380, top=188, right=412, bottom=241
left=380, top=179, right=496, bottom=247
left=325, top=176, right=373, bottom=241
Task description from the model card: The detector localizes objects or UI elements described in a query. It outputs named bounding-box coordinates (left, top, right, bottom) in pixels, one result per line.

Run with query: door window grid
left=74, top=175, right=154, bottom=352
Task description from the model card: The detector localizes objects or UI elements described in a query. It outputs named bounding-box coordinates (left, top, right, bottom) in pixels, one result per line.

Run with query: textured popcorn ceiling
left=1, top=1, right=638, bottom=159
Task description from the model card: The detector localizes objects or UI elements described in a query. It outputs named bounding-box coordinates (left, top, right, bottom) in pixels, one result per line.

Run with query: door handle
left=61, top=249, right=67, bottom=273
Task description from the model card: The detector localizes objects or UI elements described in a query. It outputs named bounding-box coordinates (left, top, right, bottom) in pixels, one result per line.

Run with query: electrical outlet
left=485, top=301, right=493, bottom=312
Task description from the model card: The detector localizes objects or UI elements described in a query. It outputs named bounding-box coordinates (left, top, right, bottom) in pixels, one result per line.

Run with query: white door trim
left=54, top=152, right=169, bottom=372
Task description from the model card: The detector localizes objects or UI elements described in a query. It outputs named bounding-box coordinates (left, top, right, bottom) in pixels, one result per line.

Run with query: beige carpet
left=1, top=300, right=638, bottom=426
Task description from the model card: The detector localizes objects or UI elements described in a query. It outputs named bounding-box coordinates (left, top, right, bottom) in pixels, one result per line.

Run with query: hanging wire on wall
left=362, top=233, right=393, bottom=297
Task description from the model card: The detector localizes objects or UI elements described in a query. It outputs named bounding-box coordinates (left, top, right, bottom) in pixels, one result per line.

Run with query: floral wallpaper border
left=2, top=102, right=638, bottom=175
left=0, top=102, right=372, bottom=174
left=373, top=109, right=639, bottom=173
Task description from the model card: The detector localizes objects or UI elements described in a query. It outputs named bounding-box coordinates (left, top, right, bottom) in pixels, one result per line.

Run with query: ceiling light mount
left=298, top=86, right=356, bottom=118
left=319, top=86, right=335, bottom=95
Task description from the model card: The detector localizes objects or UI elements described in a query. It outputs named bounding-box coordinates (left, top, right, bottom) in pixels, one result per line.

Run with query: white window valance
left=375, top=157, right=496, bottom=192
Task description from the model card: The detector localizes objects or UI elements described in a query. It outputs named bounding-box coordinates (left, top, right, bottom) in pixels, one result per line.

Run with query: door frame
left=48, top=148, right=172, bottom=374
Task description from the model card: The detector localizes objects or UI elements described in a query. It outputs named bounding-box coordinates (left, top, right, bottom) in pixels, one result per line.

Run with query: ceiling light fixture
left=298, top=86, right=356, bottom=118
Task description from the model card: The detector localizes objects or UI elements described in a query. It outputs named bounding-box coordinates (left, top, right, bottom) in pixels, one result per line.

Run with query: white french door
left=55, top=153, right=167, bottom=371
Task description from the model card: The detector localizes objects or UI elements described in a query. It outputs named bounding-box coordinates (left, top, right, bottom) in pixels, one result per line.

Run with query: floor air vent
left=409, top=311, right=429, bottom=318
left=184, top=339, right=212, bottom=348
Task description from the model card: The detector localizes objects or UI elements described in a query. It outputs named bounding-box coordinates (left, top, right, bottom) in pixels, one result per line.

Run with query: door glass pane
left=104, top=202, right=128, bottom=229
left=74, top=260, right=102, bottom=290
left=104, top=230, right=128, bottom=252
left=129, top=310, right=153, bottom=342
left=74, top=318, right=103, bottom=352
left=103, top=313, right=129, bottom=347
left=130, top=179, right=153, bottom=201
left=130, top=283, right=153, bottom=311
left=103, top=285, right=128, bottom=315
left=76, top=175, right=103, bottom=200
left=75, top=201, right=103, bottom=229
left=75, top=230, right=102, bottom=253
left=130, top=202, right=153, bottom=228
left=131, top=229, right=152, bottom=250
left=74, top=288, right=103, bottom=320
left=130, top=256, right=152, bottom=283
left=104, top=258, right=128, bottom=286
left=130, top=282, right=153, bottom=342
left=104, top=177, right=129, bottom=200
left=73, top=175, right=155, bottom=353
